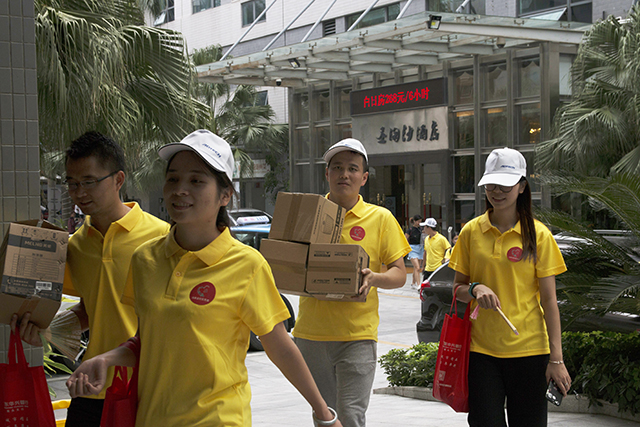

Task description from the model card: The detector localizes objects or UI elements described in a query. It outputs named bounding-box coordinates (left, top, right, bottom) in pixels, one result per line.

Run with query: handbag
left=432, top=295, right=472, bottom=413
left=0, top=328, right=56, bottom=427
left=100, top=364, right=138, bottom=427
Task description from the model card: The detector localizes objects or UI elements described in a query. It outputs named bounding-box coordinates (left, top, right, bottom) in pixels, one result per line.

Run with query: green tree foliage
left=536, top=6, right=640, bottom=177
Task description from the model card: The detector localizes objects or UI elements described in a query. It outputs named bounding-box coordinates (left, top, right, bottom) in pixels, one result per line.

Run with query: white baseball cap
left=323, top=138, right=368, bottom=164
left=158, top=130, right=234, bottom=183
left=419, top=218, right=437, bottom=228
left=477, top=147, right=527, bottom=187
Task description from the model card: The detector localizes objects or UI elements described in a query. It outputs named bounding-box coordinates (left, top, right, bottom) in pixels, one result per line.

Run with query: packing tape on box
left=283, top=195, right=303, bottom=241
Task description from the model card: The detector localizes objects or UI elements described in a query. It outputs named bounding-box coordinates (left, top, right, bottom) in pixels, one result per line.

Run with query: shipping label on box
left=306, top=244, right=370, bottom=300
left=0, top=220, right=68, bottom=328
left=260, top=239, right=311, bottom=296
left=269, top=192, right=345, bottom=244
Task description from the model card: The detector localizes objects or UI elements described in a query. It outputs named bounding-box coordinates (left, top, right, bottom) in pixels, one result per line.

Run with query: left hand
left=546, top=362, right=572, bottom=396
left=352, top=268, right=374, bottom=301
left=10, top=313, right=43, bottom=347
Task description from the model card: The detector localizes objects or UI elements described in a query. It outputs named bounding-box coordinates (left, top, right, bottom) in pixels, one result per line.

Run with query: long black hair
left=166, top=153, right=234, bottom=231
left=485, top=177, right=537, bottom=263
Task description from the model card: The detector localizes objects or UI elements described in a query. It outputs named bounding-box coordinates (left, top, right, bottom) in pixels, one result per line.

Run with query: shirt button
left=175, top=272, right=182, bottom=277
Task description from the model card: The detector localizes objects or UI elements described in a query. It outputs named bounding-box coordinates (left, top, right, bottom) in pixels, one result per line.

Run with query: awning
left=196, top=10, right=590, bottom=88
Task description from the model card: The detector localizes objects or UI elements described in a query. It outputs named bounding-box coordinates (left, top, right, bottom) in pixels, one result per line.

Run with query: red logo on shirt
left=189, top=282, right=216, bottom=305
left=349, top=226, right=366, bottom=241
left=507, top=247, right=523, bottom=262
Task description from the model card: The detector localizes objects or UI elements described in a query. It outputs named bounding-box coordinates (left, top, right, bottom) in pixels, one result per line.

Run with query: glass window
left=242, top=0, right=266, bottom=26
left=521, top=151, right=540, bottom=193
left=316, top=164, right=330, bottom=194
left=571, top=3, right=592, bottom=23
left=454, top=156, right=475, bottom=193
left=316, top=90, right=331, bottom=121
left=483, top=107, right=507, bottom=147
left=346, top=3, right=401, bottom=30
left=296, top=164, right=310, bottom=192
left=559, top=55, right=572, bottom=96
left=518, top=103, right=541, bottom=145
left=483, top=63, right=507, bottom=101
left=193, top=0, right=220, bottom=14
left=518, top=58, right=540, bottom=97
left=426, top=0, right=452, bottom=12
left=454, top=69, right=474, bottom=105
left=294, top=128, right=310, bottom=160
left=454, top=110, right=474, bottom=149
left=338, top=88, right=352, bottom=119
left=519, top=0, right=566, bottom=15
left=315, top=126, right=331, bottom=158
left=454, top=199, right=476, bottom=230
left=336, top=123, right=352, bottom=141
left=154, top=0, right=175, bottom=25
left=293, top=93, right=309, bottom=124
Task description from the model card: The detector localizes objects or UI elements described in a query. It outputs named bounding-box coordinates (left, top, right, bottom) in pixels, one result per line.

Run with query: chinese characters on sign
left=363, top=88, right=431, bottom=110
left=351, top=78, right=446, bottom=116
left=376, top=121, right=440, bottom=144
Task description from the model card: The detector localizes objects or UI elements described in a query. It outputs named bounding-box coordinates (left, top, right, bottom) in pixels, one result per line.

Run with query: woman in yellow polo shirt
left=66, top=130, right=341, bottom=427
left=449, top=148, right=571, bottom=427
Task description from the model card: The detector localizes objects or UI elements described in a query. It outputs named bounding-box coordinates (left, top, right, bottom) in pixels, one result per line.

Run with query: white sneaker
left=410, top=283, right=420, bottom=291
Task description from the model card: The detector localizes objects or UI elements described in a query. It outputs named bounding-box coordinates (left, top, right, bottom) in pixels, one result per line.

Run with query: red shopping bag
left=432, top=298, right=471, bottom=413
left=0, top=328, right=56, bottom=427
left=100, top=364, right=138, bottom=427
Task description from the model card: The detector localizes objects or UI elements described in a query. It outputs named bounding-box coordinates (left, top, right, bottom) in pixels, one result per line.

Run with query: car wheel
left=249, top=293, right=296, bottom=351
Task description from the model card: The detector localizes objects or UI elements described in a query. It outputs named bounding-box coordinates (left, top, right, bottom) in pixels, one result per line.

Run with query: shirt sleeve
left=381, top=211, right=411, bottom=265
left=62, top=263, right=80, bottom=297
left=535, top=224, right=567, bottom=278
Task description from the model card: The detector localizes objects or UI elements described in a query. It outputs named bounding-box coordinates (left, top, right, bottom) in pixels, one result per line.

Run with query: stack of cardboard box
left=261, top=192, right=369, bottom=301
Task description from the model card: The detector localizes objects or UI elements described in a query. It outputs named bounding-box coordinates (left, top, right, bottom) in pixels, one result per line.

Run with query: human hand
left=473, top=284, right=501, bottom=310
left=65, top=357, right=109, bottom=398
left=546, top=362, right=572, bottom=396
left=10, top=313, right=43, bottom=347
left=351, top=268, right=374, bottom=301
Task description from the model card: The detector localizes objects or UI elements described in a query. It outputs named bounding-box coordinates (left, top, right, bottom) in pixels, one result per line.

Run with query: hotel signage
left=350, top=78, right=447, bottom=116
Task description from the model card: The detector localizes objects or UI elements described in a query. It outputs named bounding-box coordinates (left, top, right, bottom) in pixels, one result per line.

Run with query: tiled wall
left=0, top=0, right=43, bottom=366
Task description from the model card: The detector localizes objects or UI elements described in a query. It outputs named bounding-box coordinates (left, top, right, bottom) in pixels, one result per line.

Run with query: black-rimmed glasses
left=65, top=171, right=118, bottom=191
left=484, top=184, right=516, bottom=193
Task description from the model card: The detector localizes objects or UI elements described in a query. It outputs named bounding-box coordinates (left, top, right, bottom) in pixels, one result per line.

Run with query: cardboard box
left=306, top=244, right=370, bottom=300
left=260, top=239, right=311, bottom=296
left=0, top=220, right=68, bottom=328
left=269, top=192, right=345, bottom=244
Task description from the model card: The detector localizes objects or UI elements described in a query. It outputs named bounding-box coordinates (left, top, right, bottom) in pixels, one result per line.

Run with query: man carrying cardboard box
left=12, top=131, right=169, bottom=426
left=293, top=138, right=411, bottom=427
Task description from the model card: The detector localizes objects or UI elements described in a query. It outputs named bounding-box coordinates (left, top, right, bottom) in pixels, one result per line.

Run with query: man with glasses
left=13, top=131, right=169, bottom=426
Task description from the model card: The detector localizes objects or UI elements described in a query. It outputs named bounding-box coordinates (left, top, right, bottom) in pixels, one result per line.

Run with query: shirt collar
left=164, top=226, right=233, bottom=266
left=325, top=193, right=365, bottom=218
left=85, top=202, right=140, bottom=235
left=479, top=210, right=522, bottom=234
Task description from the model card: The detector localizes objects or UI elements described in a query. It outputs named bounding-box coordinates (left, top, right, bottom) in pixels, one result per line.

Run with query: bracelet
left=313, top=407, right=338, bottom=426
left=549, top=360, right=564, bottom=364
left=468, top=282, right=480, bottom=298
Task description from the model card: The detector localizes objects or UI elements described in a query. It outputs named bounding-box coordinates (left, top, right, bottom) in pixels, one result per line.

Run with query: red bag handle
left=450, top=285, right=472, bottom=320
left=9, top=327, right=28, bottom=367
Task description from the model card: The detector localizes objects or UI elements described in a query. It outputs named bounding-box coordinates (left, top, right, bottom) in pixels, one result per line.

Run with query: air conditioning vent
left=323, top=19, right=336, bottom=36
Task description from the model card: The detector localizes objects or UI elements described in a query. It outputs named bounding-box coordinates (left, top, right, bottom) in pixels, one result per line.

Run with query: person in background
left=421, top=217, right=451, bottom=280
left=65, top=130, right=342, bottom=427
left=293, top=138, right=410, bottom=427
left=12, top=131, right=170, bottom=426
left=68, top=211, right=78, bottom=234
left=443, top=233, right=459, bottom=262
left=406, top=214, right=424, bottom=290
left=449, top=147, right=571, bottom=427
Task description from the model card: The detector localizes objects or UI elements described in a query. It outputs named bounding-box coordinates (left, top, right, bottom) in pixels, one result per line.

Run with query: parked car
left=230, top=223, right=296, bottom=351
left=417, top=233, right=640, bottom=344
left=228, top=209, right=272, bottom=226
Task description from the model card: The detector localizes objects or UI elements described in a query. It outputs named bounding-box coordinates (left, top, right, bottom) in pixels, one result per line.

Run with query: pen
left=496, top=307, right=519, bottom=335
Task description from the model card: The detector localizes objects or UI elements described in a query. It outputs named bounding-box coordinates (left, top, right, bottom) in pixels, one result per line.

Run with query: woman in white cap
left=66, top=130, right=341, bottom=427
left=448, top=147, right=571, bottom=426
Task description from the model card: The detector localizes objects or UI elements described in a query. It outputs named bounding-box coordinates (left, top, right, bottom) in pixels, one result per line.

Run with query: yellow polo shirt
left=424, top=232, right=451, bottom=271
left=62, top=202, right=170, bottom=399
left=293, top=195, right=410, bottom=342
left=121, top=227, right=290, bottom=426
left=448, top=211, right=566, bottom=358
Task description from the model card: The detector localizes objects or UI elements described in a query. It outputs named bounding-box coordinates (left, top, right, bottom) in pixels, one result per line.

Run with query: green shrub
left=563, top=331, right=640, bottom=415
left=378, top=342, right=439, bottom=387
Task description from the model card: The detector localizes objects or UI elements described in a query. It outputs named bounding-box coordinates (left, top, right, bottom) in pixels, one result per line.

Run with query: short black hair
left=66, top=131, right=126, bottom=174
left=327, top=150, right=369, bottom=172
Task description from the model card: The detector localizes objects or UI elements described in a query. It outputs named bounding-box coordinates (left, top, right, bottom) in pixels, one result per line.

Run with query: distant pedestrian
left=406, top=214, right=424, bottom=290
left=449, top=147, right=571, bottom=426
left=421, top=217, right=450, bottom=280
left=65, top=130, right=341, bottom=427
left=443, top=233, right=458, bottom=262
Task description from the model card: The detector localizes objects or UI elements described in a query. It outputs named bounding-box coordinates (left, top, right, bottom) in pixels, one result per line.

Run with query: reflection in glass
left=455, top=69, right=474, bottom=104
left=296, top=164, right=310, bottom=192
left=316, top=90, right=331, bottom=121
left=521, top=151, right=540, bottom=193
left=518, top=58, right=540, bottom=97
left=337, top=124, right=352, bottom=141
left=454, top=110, right=474, bottom=149
left=294, top=128, right=310, bottom=159
left=571, top=3, right=592, bottom=23
left=316, top=126, right=331, bottom=158
left=293, top=93, right=309, bottom=124
left=316, top=164, right=330, bottom=194
left=484, top=64, right=507, bottom=101
left=559, top=56, right=572, bottom=96
left=483, top=107, right=507, bottom=147
left=454, top=199, right=475, bottom=231
left=346, top=4, right=400, bottom=29
left=339, top=88, right=352, bottom=119
left=454, top=156, right=475, bottom=193
left=518, top=103, right=541, bottom=144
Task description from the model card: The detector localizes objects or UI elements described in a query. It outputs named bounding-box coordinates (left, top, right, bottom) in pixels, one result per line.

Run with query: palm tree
left=536, top=5, right=640, bottom=177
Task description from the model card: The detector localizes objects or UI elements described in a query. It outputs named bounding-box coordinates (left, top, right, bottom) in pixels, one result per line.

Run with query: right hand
left=473, top=284, right=501, bottom=310
left=10, top=313, right=44, bottom=347
left=66, top=356, right=109, bottom=398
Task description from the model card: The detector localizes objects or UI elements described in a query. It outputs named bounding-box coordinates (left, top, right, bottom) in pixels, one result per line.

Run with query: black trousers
left=468, top=352, right=549, bottom=427
left=65, top=397, right=104, bottom=427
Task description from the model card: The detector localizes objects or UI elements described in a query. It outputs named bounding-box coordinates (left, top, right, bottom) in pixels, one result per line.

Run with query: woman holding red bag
left=65, top=130, right=341, bottom=427
left=449, top=147, right=571, bottom=427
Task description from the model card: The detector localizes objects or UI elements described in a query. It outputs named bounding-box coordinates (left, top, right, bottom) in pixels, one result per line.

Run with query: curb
left=373, top=386, right=640, bottom=423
